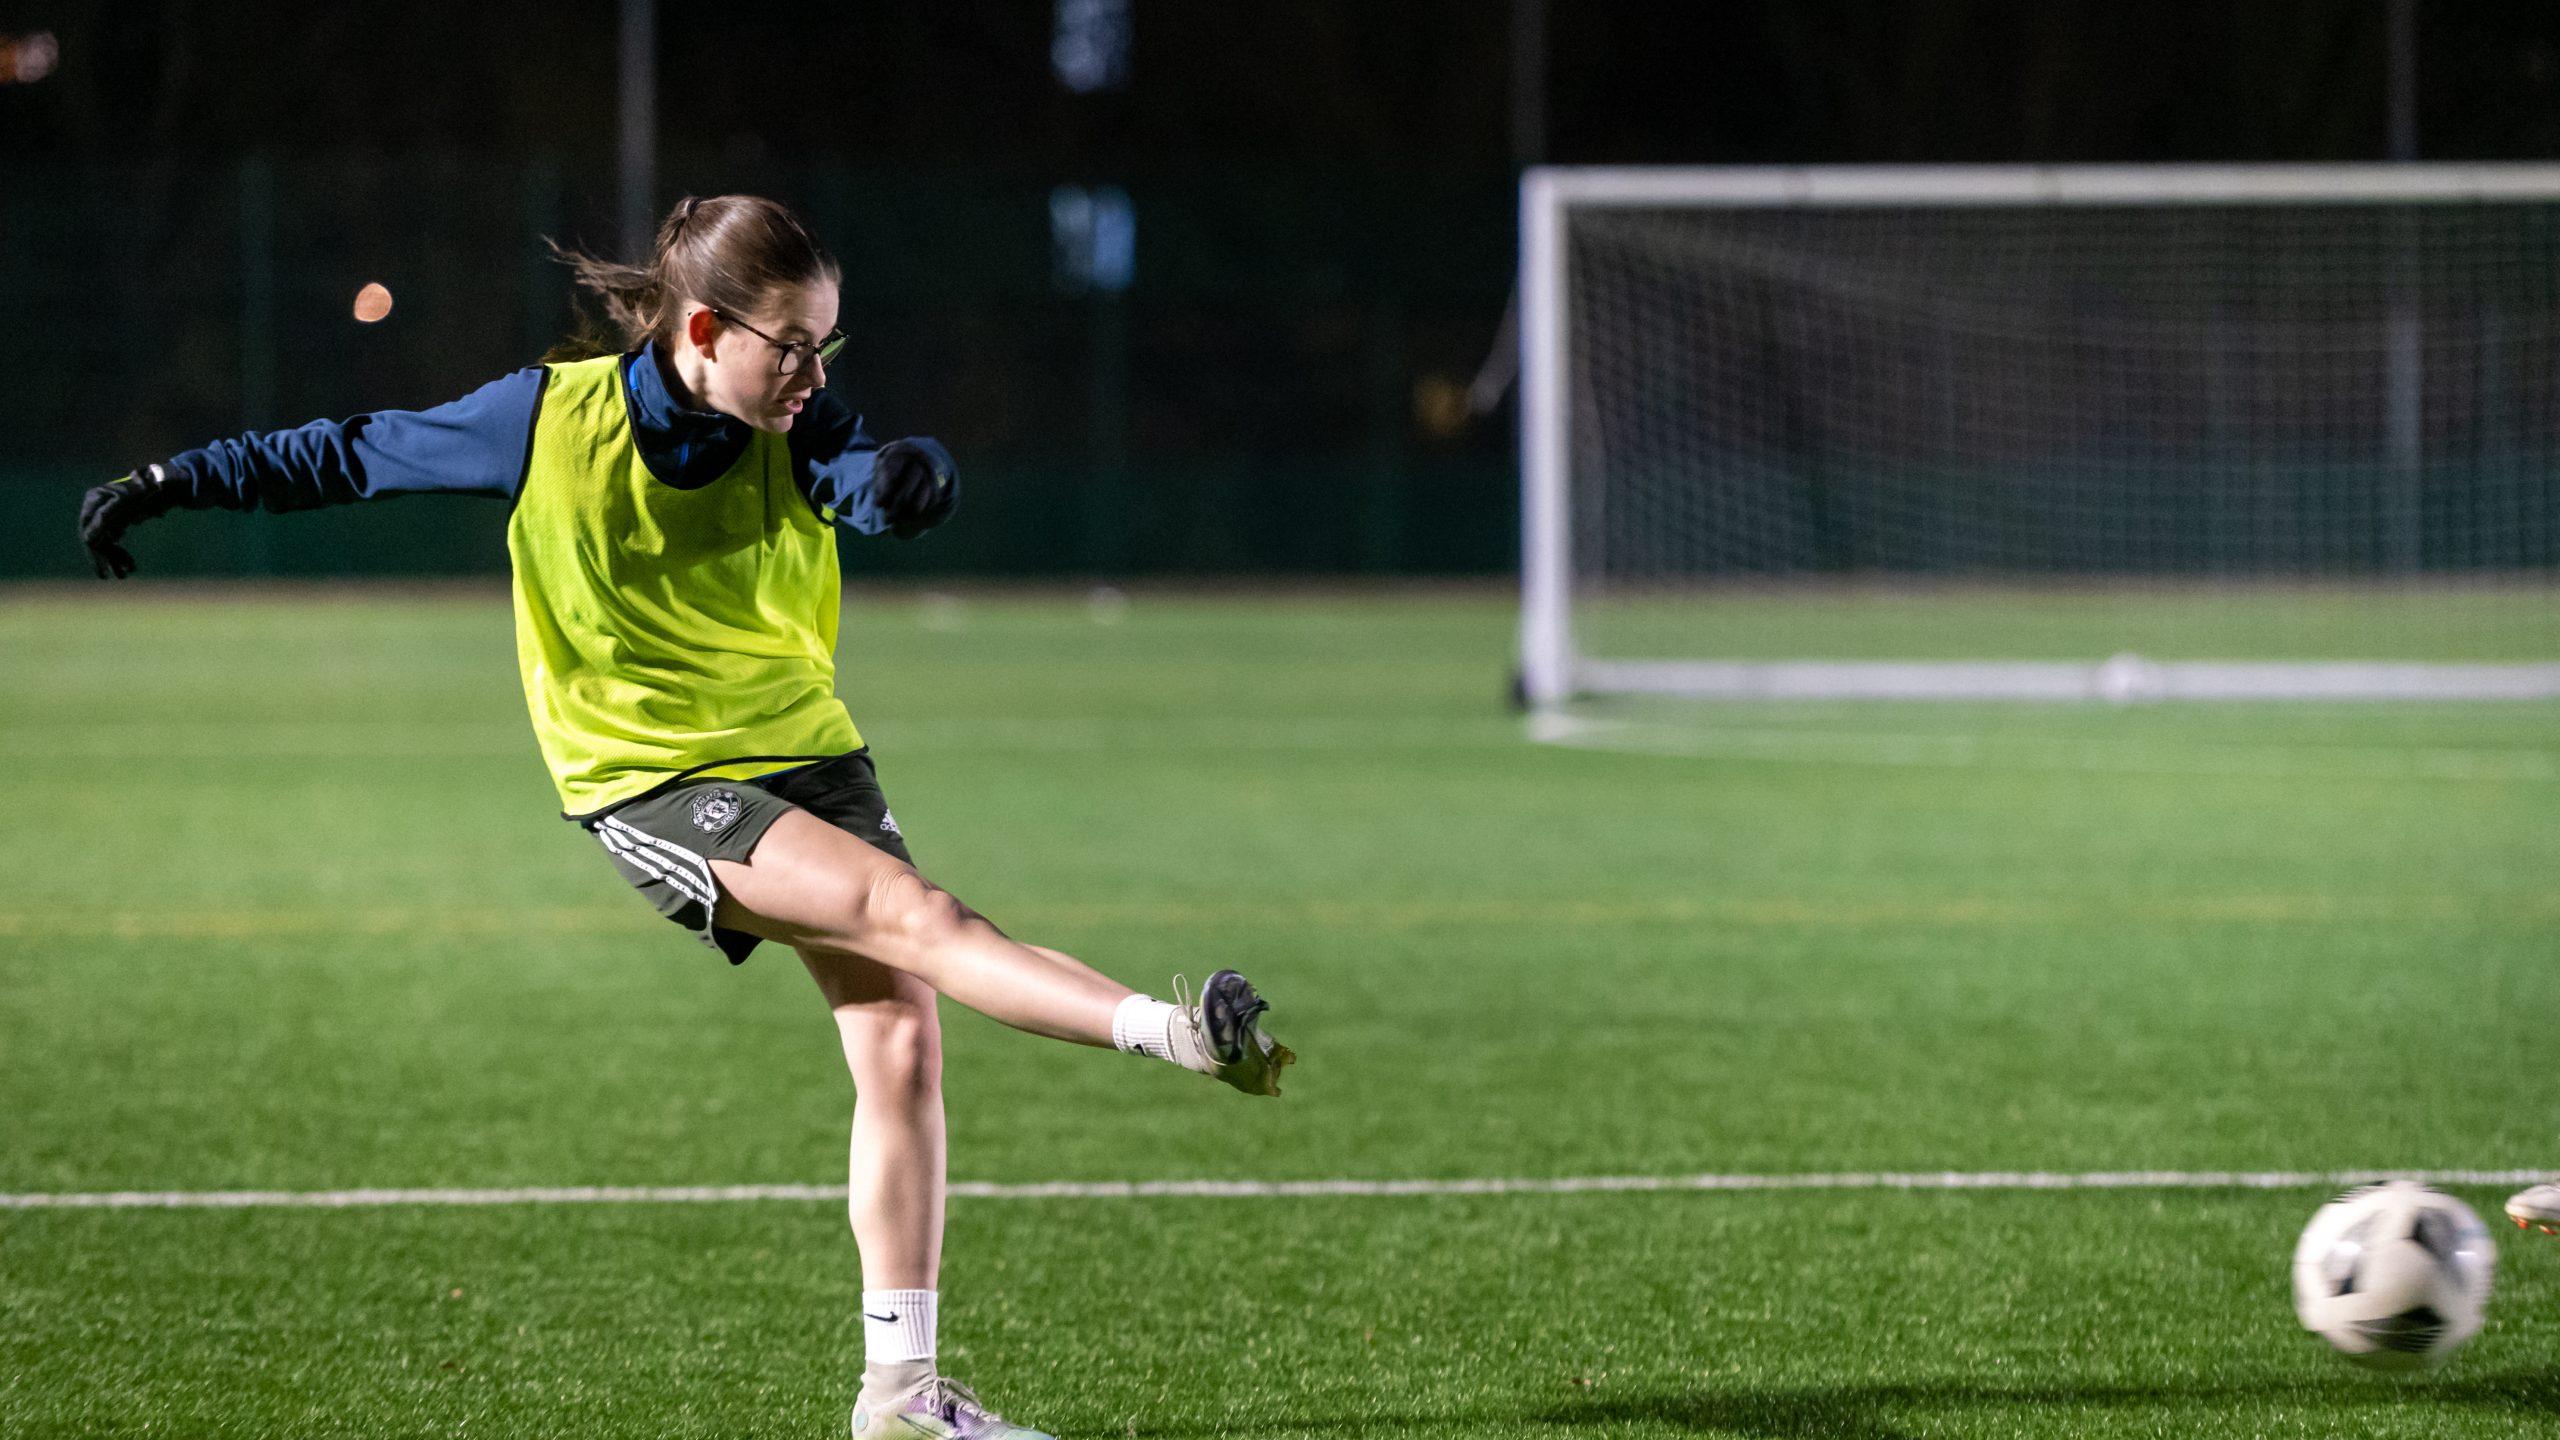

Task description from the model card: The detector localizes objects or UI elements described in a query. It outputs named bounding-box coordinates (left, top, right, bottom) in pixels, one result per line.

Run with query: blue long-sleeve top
left=154, top=342, right=911, bottom=535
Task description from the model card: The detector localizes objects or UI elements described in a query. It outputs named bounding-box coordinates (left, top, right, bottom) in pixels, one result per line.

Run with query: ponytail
left=543, top=194, right=839, bottom=364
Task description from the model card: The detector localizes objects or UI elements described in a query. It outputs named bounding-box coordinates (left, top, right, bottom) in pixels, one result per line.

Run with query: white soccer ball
left=2291, top=1181, right=2495, bottom=1371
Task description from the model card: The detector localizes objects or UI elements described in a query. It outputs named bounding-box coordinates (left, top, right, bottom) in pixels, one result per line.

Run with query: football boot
left=1166, top=969, right=1294, bottom=1097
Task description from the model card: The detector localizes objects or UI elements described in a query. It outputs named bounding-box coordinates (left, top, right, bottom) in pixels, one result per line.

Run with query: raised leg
left=710, top=809, right=1132, bottom=1045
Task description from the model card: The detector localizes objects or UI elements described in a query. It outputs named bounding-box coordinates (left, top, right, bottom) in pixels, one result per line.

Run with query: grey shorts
left=578, top=749, right=913, bottom=964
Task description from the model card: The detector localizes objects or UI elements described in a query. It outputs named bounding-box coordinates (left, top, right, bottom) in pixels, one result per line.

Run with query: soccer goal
left=1519, top=165, right=2560, bottom=708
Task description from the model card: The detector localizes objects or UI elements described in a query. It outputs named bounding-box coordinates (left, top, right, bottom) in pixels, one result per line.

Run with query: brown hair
left=543, top=194, right=841, bottom=363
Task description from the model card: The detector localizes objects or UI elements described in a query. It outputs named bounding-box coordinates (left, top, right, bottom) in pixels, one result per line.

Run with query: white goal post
left=1519, top=165, right=2560, bottom=706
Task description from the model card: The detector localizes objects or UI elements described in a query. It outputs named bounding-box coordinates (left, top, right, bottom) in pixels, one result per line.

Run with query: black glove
left=871, top=438, right=959, bottom=540
left=79, top=466, right=179, bottom=579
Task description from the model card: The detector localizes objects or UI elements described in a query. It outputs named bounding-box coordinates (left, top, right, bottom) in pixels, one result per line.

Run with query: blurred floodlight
left=1, top=31, right=57, bottom=84
left=1050, top=185, right=1135, bottom=294
left=353, top=283, right=394, bottom=323
left=1052, top=0, right=1129, bottom=93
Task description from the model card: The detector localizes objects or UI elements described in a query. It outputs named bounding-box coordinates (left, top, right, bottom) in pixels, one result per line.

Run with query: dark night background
left=6, top=1, right=2560, bottom=577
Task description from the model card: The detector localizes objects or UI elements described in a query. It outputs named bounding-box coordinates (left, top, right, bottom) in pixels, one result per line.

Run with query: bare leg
left=802, top=943, right=945, bottom=1290
left=712, top=809, right=1133, bottom=1045
left=1025, top=943, right=1116, bottom=987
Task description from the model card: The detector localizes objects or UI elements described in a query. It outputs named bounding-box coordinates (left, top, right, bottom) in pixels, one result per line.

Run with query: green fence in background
left=2, top=457, right=1513, bottom=581
left=6, top=153, right=1520, bottom=579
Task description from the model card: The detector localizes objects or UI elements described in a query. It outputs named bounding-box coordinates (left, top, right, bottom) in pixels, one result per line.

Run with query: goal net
left=1520, top=166, right=2560, bottom=707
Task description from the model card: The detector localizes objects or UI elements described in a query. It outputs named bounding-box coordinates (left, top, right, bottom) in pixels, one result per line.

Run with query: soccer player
left=76, top=194, right=1293, bottom=1440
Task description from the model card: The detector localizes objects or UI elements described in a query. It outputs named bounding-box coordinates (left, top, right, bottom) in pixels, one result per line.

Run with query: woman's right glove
left=79, top=466, right=179, bottom=579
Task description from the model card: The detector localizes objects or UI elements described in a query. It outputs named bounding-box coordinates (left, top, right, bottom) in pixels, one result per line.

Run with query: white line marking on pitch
left=1533, top=714, right=2560, bottom=781
left=4, top=1170, right=2553, bottom=1211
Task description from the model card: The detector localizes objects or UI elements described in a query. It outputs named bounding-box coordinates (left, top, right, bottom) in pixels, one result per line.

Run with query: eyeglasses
left=711, top=308, right=847, bottom=377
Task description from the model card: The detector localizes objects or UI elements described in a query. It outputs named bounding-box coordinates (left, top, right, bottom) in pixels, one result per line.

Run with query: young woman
left=77, top=194, right=1294, bottom=1440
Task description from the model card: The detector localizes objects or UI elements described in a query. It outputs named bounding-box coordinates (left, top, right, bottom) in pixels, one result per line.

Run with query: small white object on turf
left=2506, top=1181, right=2560, bottom=1235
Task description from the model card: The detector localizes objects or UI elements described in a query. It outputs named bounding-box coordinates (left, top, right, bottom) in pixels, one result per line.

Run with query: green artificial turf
left=1581, top=581, right=2560, bottom=662
left=3, top=584, right=2556, bottom=1438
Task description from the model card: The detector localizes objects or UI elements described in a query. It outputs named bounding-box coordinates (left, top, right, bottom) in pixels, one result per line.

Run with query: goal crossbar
left=1534, top=163, right=2560, bottom=211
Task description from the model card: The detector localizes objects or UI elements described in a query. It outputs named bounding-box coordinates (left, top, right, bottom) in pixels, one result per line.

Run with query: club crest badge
left=690, top=789, right=744, bottom=833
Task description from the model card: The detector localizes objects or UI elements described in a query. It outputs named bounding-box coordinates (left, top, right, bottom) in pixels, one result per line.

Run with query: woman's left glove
left=872, top=438, right=959, bottom=540
left=79, top=466, right=179, bottom=579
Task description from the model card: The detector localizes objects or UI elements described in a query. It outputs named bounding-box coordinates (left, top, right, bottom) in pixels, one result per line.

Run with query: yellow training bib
left=508, top=354, right=861, bottom=815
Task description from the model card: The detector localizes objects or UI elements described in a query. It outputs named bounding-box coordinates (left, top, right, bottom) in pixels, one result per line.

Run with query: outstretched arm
left=790, top=388, right=958, bottom=541
left=78, top=367, right=549, bottom=578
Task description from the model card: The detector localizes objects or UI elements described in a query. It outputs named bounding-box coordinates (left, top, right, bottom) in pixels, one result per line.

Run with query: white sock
left=1111, top=994, right=1177, bottom=1062
left=860, top=1288, right=936, bottom=1402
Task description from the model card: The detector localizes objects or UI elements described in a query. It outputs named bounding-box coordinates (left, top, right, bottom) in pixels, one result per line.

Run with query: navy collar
left=620, top=341, right=754, bottom=489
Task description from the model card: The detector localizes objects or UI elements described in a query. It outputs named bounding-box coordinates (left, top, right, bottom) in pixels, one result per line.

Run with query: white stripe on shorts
left=599, top=814, right=721, bottom=904
left=595, top=827, right=711, bottom=908
left=595, top=821, right=714, bottom=908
